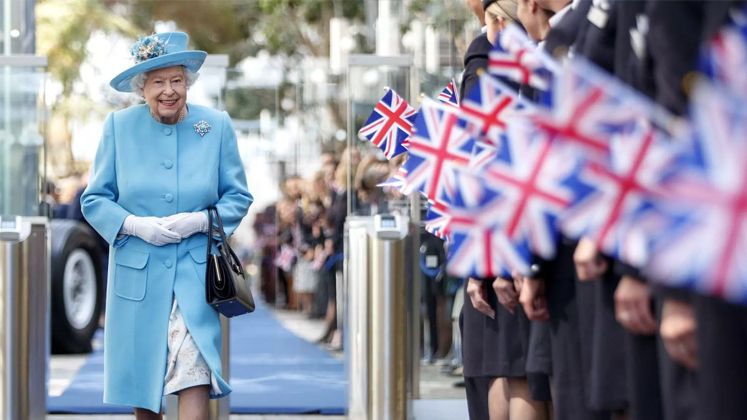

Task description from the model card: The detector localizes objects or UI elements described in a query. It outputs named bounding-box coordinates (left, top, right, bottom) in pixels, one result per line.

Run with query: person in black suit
left=643, top=3, right=747, bottom=420
left=576, top=3, right=698, bottom=420
left=460, top=15, right=492, bottom=103
left=517, top=2, right=628, bottom=420
left=458, top=5, right=499, bottom=419
left=459, top=2, right=511, bottom=417
left=461, top=1, right=554, bottom=419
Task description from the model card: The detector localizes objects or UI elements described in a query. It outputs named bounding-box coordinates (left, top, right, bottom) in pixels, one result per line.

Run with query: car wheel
left=50, top=220, right=103, bottom=354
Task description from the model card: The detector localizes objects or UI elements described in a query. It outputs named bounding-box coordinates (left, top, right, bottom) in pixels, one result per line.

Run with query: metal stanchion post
left=0, top=217, right=49, bottom=420
left=407, top=61, right=422, bottom=404
left=346, top=217, right=371, bottom=420
left=407, top=193, right=421, bottom=402
left=346, top=215, right=409, bottom=420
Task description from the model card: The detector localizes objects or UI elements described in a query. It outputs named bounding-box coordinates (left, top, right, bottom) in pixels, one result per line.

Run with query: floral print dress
left=163, top=298, right=221, bottom=396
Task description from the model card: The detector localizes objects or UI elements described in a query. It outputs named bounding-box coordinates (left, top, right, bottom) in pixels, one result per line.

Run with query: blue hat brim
left=110, top=51, right=207, bottom=93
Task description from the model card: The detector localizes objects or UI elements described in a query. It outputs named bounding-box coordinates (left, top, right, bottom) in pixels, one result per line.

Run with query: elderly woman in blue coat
left=81, top=32, right=252, bottom=419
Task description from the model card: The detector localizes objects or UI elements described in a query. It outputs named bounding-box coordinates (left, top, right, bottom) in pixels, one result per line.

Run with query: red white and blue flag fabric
left=641, top=83, right=747, bottom=304
left=359, top=88, right=417, bottom=159
left=532, top=58, right=650, bottom=163
left=469, top=139, right=500, bottom=171
left=487, top=24, right=558, bottom=92
left=438, top=78, right=460, bottom=108
left=424, top=200, right=452, bottom=241
left=274, top=244, right=296, bottom=273
left=401, top=97, right=475, bottom=205
left=479, top=120, right=582, bottom=260
left=377, top=166, right=408, bottom=192
left=460, top=73, right=535, bottom=146
left=558, top=118, right=683, bottom=268
left=445, top=168, right=533, bottom=278
left=699, top=8, right=747, bottom=95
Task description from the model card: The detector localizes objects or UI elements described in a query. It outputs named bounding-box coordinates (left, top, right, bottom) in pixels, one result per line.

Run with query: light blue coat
left=81, top=103, right=252, bottom=412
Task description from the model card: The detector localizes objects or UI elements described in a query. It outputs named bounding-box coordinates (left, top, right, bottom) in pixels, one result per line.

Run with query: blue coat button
left=164, top=259, right=173, bottom=268
left=164, top=194, right=174, bottom=203
left=163, top=127, right=172, bottom=135
left=164, top=160, right=173, bottom=169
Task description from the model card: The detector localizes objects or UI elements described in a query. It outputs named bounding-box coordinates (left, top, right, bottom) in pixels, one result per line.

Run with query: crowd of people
left=230, top=0, right=747, bottom=418
left=251, top=146, right=414, bottom=348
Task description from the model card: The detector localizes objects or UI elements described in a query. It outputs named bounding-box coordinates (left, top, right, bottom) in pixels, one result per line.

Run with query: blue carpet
left=47, top=303, right=347, bottom=414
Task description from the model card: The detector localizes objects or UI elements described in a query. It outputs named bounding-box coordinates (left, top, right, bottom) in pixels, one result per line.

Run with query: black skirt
left=625, top=332, right=664, bottom=420
left=525, top=319, right=552, bottom=375
left=517, top=306, right=552, bottom=401
left=461, top=283, right=491, bottom=378
left=585, top=275, right=629, bottom=411
left=545, top=257, right=611, bottom=420
left=694, top=294, right=747, bottom=420
left=461, top=282, right=527, bottom=378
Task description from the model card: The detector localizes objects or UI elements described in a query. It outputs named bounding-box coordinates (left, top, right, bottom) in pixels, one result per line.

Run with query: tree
left=37, top=0, right=141, bottom=175
left=105, top=0, right=258, bottom=65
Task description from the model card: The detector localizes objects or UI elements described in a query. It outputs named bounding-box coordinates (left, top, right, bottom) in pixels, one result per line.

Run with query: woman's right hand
left=122, top=215, right=182, bottom=246
left=493, top=277, right=519, bottom=313
left=467, top=278, right=495, bottom=318
left=519, top=277, right=550, bottom=322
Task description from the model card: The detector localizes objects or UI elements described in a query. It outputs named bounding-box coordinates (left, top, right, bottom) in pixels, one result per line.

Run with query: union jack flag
left=274, top=244, right=296, bottom=272
left=487, top=24, right=558, bottom=92
left=359, top=88, right=416, bottom=159
left=460, top=73, right=535, bottom=146
left=445, top=168, right=533, bottom=278
left=479, top=120, right=582, bottom=260
left=401, top=97, right=475, bottom=205
left=469, top=139, right=500, bottom=171
left=699, top=10, right=747, bottom=95
left=424, top=200, right=452, bottom=241
left=438, top=78, right=460, bottom=108
left=532, top=58, right=648, bottom=163
left=641, top=83, right=747, bottom=304
left=559, top=119, right=683, bottom=268
left=377, top=166, right=408, bottom=192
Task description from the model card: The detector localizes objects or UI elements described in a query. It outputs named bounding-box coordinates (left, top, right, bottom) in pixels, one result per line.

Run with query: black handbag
left=205, top=207, right=255, bottom=317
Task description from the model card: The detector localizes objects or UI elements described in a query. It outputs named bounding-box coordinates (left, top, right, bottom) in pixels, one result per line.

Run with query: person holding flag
left=643, top=2, right=747, bottom=419
left=458, top=1, right=555, bottom=420
left=506, top=2, right=638, bottom=420
left=458, top=1, right=508, bottom=418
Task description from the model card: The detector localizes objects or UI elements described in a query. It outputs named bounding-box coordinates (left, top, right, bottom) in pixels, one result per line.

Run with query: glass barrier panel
left=0, top=67, right=49, bottom=216
left=225, top=68, right=284, bottom=306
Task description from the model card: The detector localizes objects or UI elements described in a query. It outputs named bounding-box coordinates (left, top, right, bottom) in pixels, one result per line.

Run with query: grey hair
left=130, top=66, right=199, bottom=94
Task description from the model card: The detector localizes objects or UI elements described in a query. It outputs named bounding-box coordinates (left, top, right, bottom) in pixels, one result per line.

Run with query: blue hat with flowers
left=109, top=32, right=207, bottom=93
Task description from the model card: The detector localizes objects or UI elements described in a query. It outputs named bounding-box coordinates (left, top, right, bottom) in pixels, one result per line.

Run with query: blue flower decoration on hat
left=130, top=34, right=168, bottom=64
left=110, top=31, right=207, bottom=93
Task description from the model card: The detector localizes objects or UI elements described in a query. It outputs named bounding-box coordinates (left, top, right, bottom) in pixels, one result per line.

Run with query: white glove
left=121, top=215, right=182, bottom=246
left=161, top=212, right=209, bottom=239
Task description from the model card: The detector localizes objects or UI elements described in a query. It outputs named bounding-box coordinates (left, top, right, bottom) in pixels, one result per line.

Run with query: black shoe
left=453, top=380, right=465, bottom=388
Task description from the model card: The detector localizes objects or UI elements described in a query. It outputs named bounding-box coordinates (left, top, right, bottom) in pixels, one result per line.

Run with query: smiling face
left=141, top=66, right=187, bottom=124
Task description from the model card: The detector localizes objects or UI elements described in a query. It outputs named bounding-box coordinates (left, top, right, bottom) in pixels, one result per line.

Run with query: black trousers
left=695, top=295, right=747, bottom=420
left=423, top=274, right=439, bottom=357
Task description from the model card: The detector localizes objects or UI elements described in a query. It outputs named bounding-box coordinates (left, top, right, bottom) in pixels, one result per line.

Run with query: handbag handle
left=206, top=207, right=243, bottom=273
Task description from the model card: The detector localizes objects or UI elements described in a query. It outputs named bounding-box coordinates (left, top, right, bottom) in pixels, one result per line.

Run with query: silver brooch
left=194, top=120, right=211, bottom=137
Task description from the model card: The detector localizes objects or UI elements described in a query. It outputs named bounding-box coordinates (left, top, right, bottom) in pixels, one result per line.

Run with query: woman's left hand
left=162, top=212, right=209, bottom=239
